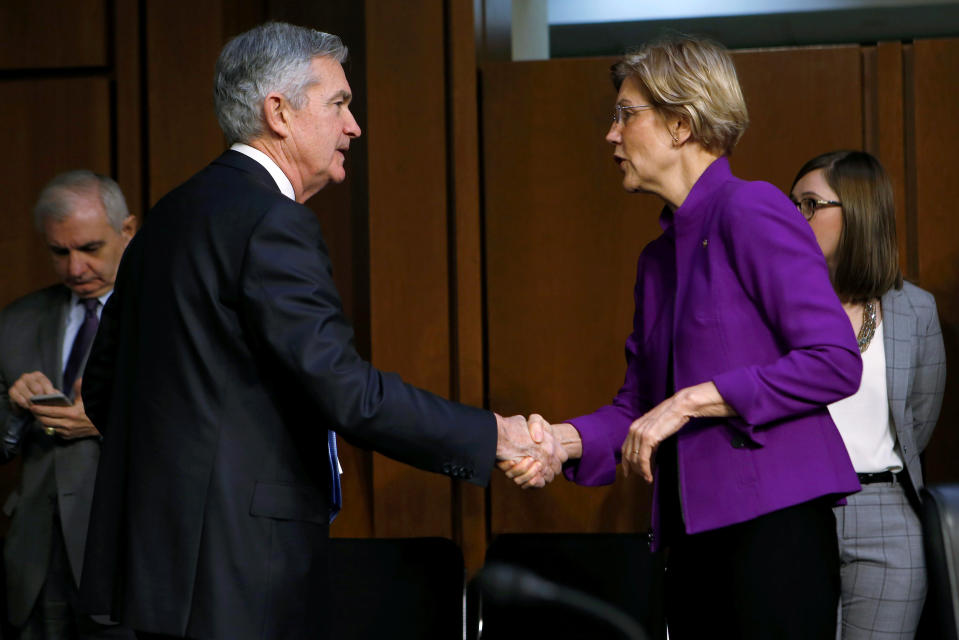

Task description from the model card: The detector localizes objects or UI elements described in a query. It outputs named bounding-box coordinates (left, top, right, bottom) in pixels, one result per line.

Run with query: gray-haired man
left=0, top=170, right=135, bottom=639
left=79, top=22, right=563, bottom=640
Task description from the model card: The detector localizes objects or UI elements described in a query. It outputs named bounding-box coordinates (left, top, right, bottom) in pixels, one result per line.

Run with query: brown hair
left=611, top=35, right=749, bottom=156
left=791, top=150, right=903, bottom=302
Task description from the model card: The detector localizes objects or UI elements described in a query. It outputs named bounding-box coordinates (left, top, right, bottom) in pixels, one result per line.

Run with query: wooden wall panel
left=0, top=78, right=112, bottom=308
left=114, top=1, right=143, bottom=217
left=869, top=42, right=910, bottom=280
left=483, top=57, right=661, bottom=534
left=731, top=46, right=863, bottom=191
left=0, top=0, right=107, bottom=69
left=366, top=1, right=455, bottom=538
left=912, top=38, right=959, bottom=485
left=448, top=0, right=489, bottom=572
left=145, top=2, right=226, bottom=205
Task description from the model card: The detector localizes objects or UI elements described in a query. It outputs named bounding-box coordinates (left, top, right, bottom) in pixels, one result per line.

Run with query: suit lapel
left=882, top=288, right=914, bottom=435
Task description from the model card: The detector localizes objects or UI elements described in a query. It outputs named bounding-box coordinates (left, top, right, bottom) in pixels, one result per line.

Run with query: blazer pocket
left=250, top=481, right=327, bottom=524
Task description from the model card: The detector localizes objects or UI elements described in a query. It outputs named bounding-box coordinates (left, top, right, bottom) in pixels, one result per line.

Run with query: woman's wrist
left=676, top=381, right=735, bottom=418
left=552, top=422, right=583, bottom=460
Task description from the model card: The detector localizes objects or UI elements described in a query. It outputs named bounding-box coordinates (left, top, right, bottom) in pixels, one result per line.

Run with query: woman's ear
left=672, top=116, right=691, bottom=145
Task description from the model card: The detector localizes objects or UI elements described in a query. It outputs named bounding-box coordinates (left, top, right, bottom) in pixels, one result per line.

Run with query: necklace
left=857, top=300, right=877, bottom=353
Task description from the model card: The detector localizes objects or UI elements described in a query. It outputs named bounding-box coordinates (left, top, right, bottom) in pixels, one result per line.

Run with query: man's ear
left=120, top=215, right=137, bottom=242
left=262, top=92, right=292, bottom=138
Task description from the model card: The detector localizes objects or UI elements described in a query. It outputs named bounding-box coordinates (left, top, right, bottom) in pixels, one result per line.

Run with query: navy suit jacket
left=80, top=151, right=496, bottom=639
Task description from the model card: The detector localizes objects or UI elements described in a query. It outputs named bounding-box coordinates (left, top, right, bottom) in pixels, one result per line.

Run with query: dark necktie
left=62, top=298, right=100, bottom=398
left=328, top=430, right=342, bottom=522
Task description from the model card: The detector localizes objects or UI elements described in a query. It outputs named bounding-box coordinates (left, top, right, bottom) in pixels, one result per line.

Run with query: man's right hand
left=7, top=372, right=57, bottom=414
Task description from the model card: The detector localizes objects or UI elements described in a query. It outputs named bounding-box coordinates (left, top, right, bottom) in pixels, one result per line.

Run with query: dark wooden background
left=0, top=1, right=955, bottom=574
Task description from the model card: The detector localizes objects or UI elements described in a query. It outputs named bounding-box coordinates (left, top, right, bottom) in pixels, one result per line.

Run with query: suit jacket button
left=730, top=433, right=747, bottom=449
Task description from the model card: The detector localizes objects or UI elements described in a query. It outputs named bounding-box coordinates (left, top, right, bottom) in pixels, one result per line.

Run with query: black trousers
left=665, top=498, right=840, bottom=640
left=17, top=514, right=134, bottom=640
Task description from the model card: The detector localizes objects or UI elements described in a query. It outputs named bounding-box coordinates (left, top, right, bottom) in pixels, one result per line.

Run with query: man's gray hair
left=33, top=170, right=129, bottom=232
left=214, top=22, right=348, bottom=146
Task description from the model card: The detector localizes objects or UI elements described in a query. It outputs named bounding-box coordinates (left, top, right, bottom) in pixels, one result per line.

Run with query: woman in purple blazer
left=503, top=37, right=862, bottom=639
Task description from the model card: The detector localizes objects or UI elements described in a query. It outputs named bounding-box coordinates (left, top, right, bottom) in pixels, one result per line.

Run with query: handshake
left=493, top=413, right=571, bottom=489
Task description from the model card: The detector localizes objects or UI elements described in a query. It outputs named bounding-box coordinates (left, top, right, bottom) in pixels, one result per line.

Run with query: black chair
left=329, top=537, right=466, bottom=639
left=473, top=533, right=665, bottom=639
left=921, top=484, right=959, bottom=640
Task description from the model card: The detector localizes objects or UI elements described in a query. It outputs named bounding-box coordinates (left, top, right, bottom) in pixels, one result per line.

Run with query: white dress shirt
left=230, top=143, right=296, bottom=200
left=827, top=321, right=904, bottom=473
left=61, top=291, right=112, bottom=374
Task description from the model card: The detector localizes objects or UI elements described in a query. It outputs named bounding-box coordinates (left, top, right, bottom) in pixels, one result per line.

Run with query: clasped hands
left=7, top=372, right=100, bottom=440
left=496, top=382, right=733, bottom=489
left=494, top=413, right=567, bottom=488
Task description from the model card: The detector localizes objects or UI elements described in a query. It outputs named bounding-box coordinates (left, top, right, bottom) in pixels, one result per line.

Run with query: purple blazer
left=565, top=157, right=862, bottom=549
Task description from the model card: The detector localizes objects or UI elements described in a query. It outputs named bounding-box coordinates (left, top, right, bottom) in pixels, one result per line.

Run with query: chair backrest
left=921, top=484, right=959, bottom=640
left=475, top=533, right=665, bottom=640
left=330, top=537, right=466, bottom=640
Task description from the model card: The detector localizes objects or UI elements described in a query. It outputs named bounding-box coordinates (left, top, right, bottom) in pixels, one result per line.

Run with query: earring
left=670, top=131, right=679, bottom=144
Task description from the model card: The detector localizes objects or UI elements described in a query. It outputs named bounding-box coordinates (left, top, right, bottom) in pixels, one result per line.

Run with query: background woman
left=791, top=150, right=945, bottom=640
left=503, top=36, right=862, bottom=639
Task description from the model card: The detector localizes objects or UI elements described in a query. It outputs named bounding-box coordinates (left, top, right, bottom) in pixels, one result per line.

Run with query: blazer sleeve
left=563, top=332, right=642, bottom=486
left=911, top=294, right=946, bottom=452
left=711, top=183, right=863, bottom=429
left=0, top=308, right=31, bottom=461
left=239, top=203, right=497, bottom=486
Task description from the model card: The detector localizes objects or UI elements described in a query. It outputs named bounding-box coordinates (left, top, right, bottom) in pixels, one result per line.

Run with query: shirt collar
left=230, top=143, right=296, bottom=201
left=69, top=289, right=112, bottom=310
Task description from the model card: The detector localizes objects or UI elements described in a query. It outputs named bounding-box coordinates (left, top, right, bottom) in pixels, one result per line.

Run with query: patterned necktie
left=62, top=298, right=100, bottom=398
left=328, top=430, right=342, bottom=522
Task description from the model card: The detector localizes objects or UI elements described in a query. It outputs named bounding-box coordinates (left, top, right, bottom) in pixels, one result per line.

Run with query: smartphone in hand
left=29, top=392, right=72, bottom=407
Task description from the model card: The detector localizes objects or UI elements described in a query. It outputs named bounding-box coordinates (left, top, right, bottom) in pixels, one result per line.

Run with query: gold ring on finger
left=44, top=427, right=56, bottom=437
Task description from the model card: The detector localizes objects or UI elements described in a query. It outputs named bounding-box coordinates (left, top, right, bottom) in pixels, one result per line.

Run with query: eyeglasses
left=792, top=197, right=842, bottom=221
left=612, top=104, right=654, bottom=125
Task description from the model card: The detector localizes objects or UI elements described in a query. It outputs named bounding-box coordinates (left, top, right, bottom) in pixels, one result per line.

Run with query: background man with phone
left=0, top=170, right=135, bottom=639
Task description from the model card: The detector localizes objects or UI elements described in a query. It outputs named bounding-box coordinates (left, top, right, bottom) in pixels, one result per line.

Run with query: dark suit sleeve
left=0, top=307, right=30, bottom=461
left=239, top=203, right=497, bottom=485
left=82, top=272, right=123, bottom=437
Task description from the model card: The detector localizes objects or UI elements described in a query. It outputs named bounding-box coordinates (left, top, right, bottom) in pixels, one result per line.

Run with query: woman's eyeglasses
left=612, top=104, right=654, bottom=125
left=791, top=197, right=842, bottom=221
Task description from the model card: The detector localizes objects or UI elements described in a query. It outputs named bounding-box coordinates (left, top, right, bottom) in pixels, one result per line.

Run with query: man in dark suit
left=0, top=171, right=136, bottom=639
left=79, top=22, right=562, bottom=640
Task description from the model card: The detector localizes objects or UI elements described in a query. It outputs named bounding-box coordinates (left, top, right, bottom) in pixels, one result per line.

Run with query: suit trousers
left=834, top=481, right=926, bottom=639
left=17, top=514, right=134, bottom=640
left=665, top=498, right=840, bottom=640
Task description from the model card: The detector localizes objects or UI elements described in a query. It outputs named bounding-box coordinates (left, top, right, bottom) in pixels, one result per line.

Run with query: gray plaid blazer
left=882, top=281, right=946, bottom=497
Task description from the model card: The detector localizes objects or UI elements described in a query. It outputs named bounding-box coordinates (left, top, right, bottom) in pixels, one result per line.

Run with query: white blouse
left=827, top=320, right=903, bottom=473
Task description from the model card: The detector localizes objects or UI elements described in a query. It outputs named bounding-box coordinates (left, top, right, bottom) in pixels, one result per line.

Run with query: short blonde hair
left=612, top=36, right=748, bottom=156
